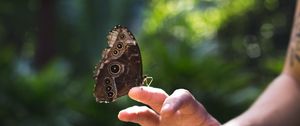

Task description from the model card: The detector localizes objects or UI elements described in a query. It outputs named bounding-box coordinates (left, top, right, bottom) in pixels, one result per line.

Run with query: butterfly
left=93, top=25, right=151, bottom=103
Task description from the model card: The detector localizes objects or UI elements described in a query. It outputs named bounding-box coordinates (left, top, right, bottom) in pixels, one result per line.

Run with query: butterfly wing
left=93, top=25, right=143, bottom=103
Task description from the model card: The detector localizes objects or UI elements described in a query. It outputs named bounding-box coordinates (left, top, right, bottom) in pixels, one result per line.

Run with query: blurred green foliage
left=0, top=0, right=296, bottom=125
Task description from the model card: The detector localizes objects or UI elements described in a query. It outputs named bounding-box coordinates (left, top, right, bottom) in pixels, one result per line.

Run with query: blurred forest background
left=0, top=0, right=297, bottom=125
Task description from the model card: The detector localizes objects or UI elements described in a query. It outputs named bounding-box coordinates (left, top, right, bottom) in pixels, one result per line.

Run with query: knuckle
left=175, top=88, right=192, bottom=96
left=174, top=88, right=195, bottom=102
left=175, top=88, right=190, bottom=93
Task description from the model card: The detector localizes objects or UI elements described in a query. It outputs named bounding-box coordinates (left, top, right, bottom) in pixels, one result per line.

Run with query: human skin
left=118, top=87, right=220, bottom=126
left=118, top=1, right=300, bottom=126
left=224, top=1, right=300, bottom=125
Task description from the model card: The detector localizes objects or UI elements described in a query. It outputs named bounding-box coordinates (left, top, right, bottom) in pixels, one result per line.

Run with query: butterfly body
left=93, top=25, right=143, bottom=103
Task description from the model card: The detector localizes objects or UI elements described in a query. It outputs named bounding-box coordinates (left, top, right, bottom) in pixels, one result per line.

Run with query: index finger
left=128, top=86, right=169, bottom=113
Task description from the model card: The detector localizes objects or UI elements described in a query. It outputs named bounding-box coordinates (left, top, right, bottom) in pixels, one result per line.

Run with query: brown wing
left=93, top=25, right=143, bottom=103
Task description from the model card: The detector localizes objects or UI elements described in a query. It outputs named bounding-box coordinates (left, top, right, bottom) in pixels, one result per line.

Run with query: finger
left=118, top=106, right=159, bottom=126
left=128, top=86, right=169, bottom=113
left=160, top=89, right=206, bottom=117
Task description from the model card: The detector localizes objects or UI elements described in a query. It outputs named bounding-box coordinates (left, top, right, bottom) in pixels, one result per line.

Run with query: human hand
left=118, top=86, right=220, bottom=126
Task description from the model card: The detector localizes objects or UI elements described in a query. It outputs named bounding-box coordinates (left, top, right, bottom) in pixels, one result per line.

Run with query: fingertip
left=128, top=87, right=144, bottom=103
left=118, top=106, right=160, bottom=126
left=128, top=87, right=141, bottom=98
left=118, top=106, right=140, bottom=122
left=128, top=86, right=168, bottom=103
left=128, top=86, right=169, bottom=113
left=117, top=112, right=124, bottom=121
left=118, top=110, right=130, bottom=122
